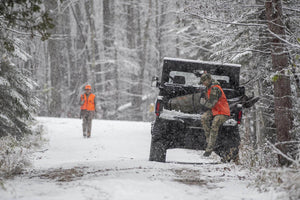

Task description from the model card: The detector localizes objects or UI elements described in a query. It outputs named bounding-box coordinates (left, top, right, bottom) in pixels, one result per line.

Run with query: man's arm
left=94, top=95, right=97, bottom=112
left=202, top=87, right=222, bottom=109
left=80, top=94, right=85, bottom=106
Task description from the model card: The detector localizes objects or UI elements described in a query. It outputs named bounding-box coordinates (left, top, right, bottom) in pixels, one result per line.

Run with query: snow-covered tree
left=0, top=58, right=38, bottom=138
left=0, top=0, right=54, bottom=54
left=19, top=1, right=299, bottom=167
left=0, top=0, right=54, bottom=137
left=176, top=0, right=299, bottom=166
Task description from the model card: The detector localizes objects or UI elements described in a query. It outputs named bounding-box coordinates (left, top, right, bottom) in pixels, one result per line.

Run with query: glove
left=168, top=99, right=172, bottom=109
left=200, top=98, right=206, bottom=105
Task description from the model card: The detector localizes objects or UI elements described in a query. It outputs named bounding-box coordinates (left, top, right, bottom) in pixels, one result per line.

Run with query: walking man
left=199, top=73, right=230, bottom=157
left=80, top=84, right=96, bottom=138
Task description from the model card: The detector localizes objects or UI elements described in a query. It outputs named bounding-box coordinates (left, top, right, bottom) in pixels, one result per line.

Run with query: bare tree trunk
left=85, top=0, right=98, bottom=90
left=154, top=0, right=163, bottom=74
left=103, top=0, right=115, bottom=119
left=265, top=0, right=293, bottom=166
left=126, top=0, right=136, bottom=49
left=45, top=0, right=63, bottom=117
left=132, top=2, right=143, bottom=121
left=175, top=1, right=181, bottom=57
left=132, top=0, right=152, bottom=121
left=114, top=47, right=120, bottom=119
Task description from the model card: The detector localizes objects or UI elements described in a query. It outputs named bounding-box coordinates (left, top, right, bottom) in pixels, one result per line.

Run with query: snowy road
left=1, top=117, right=280, bottom=200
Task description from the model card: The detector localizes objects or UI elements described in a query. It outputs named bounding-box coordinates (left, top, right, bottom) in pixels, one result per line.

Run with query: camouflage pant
left=81, top=110, right=95, bottom=137
left=201, top=110, right=228, bottom=153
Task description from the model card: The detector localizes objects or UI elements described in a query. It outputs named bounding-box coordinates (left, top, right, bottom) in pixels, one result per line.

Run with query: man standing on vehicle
left=80, top=84, right=96, bottom=138
left=200, top=73, right=230, bottom=157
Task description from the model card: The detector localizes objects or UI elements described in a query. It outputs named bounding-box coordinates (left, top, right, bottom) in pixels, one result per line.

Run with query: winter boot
left=203, top=151, right=212, bottom=157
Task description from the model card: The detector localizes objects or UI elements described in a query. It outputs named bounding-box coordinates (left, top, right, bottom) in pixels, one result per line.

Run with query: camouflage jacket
left=202, top=79, right=222, bottom=109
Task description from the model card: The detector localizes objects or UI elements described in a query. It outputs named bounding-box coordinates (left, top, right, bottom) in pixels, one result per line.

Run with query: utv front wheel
left=149, top=119, right=167, bottom=162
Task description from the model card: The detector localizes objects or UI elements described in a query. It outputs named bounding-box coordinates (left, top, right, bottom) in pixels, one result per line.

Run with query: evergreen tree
left=0, top=0, right=54, bottom=137
left=0, top=0, right=54, bottom=54
left=0, top=58, right=38, bottom=138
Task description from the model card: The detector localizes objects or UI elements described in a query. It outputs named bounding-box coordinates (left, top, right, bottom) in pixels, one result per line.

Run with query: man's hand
left=80, top=100, right=85, bottom=106
left=200, top=98, right=206, bottom=105
left=80, top=95, right=85, bottom=105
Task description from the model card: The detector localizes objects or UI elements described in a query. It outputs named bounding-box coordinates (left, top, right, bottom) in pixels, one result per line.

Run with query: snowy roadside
left=0, top=117, right=288, bottom=200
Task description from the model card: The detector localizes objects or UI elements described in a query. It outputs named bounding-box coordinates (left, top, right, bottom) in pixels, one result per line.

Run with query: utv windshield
left=168, top=71, right=230, bottom=87
left=162, top=57, right=241, bottom=89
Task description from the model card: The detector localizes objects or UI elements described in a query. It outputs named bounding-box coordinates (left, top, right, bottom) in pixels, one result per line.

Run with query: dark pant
left=201, top=110, right=228, bottom=153
left=81, top=110, right=95, bottom=137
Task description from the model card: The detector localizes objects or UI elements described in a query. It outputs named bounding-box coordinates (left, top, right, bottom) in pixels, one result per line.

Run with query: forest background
left=0, top=0, right=300, bottom=168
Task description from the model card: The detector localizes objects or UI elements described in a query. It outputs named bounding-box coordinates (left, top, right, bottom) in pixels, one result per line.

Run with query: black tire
left=149, top=119, right=167, bottom=162
left=184, top=129, right=206, bottom=150
left=214, top=126, right=240, bottom=162
left=184, top=130, right=195, bottom=149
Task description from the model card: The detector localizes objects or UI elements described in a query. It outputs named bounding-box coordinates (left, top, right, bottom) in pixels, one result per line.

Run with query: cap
left=200, top=73, right=211, bottom=84
left=85, top=85, right=91, bottom=90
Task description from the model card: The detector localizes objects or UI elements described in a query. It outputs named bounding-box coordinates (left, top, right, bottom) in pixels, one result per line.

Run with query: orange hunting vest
left=80, top=93, right=96, bottom=111
left=207, top=85, right=230, bottom=116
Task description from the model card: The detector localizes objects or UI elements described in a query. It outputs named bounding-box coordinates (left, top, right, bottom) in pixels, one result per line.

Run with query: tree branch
left=267, top=141, right=299, bottom=166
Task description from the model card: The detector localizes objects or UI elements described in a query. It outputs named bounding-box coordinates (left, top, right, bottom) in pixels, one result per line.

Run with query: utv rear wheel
left=149, top=119, right=167, bottom=162
left=215, top=126, right=240, bottom=163
left=219, top=146, right=239, bottom=163
left=149, top=140, right=167, bottom=162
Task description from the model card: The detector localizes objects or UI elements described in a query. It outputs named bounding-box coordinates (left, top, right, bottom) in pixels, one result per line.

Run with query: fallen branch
left=266, top=141, right=299, bottom=167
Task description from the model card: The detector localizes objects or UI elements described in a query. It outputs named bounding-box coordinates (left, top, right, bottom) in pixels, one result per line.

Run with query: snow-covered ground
left=1, top=117, right=286, bottom=200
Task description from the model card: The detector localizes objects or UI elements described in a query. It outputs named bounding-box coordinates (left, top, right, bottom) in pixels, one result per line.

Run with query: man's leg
left=82, top=111, right=88, bottom=137
left=86, top=111, right=94, bottom=138
left=204, top=115, right=228, bottom=156
left=201, top=110, right=213, bottom=144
